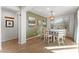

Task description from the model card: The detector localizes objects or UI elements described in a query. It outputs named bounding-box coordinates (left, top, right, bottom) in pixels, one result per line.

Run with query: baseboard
left=18, top=40, right=26, bottom=44
left=66, top=36, right=74, bottom=41
left=2, top=38, right=18, bottom=43
left=27, top=35, right=41, bottom=40
left=0, top=42, right=1, bottom=50
left=66, top=36, right=73, bottom=39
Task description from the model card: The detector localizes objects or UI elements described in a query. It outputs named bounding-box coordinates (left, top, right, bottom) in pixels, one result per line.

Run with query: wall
left=18, top=7, right=27, bottom=44
left=62, top=14, right=75, bottom=38
left=69, top=14, right=75, bottom=38
left=1, top=8, right=18, bottom=42
left=18, top=7, right=33, bottom=44
left=50, top=13, right=75, bottom=39
left=17, top=11, right=21, bottom=44
left=27, top=11, right=47, bottom=38
left=18, top=7, right=49, bottom=44
left=64, top=14, right=74, bottom=39
left=63, top=14, right=75, bottom=39
left=0, top=7, right=1, bottom=50
left=76, top=9, right=79, bottom=44
left=51, top=18, right=64, bottom=29
left=74, top=11, right=77, bottom=42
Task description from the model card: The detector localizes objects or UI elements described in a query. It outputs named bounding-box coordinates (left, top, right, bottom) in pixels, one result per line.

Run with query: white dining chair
left=57, top=31, right=66, bottom=45
left=53, top=32, right=58, bottom=42
left=43, top=30, right=52, bottom=44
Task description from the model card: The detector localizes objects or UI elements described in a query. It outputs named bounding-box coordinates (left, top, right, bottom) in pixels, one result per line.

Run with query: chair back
left=58, top=30, right=66, bottom=37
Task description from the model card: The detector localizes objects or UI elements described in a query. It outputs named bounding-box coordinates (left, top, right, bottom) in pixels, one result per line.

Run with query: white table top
left=50, top=29, right=66, bottom=32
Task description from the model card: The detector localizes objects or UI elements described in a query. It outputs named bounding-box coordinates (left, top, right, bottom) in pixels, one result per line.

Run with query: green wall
left=26, top=11, right=47, bottom=38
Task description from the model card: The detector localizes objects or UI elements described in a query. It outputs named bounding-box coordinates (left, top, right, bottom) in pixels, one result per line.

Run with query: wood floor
left=0, top=37, right=77, bottom=53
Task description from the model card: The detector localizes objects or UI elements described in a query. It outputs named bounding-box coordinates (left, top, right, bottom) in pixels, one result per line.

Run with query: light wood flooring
left=0, top=37, right=77, bottom=53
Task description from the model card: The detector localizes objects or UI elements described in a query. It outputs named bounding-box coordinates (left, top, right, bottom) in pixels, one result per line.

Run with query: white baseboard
left=27, top=35, right=41, bottom=40
left=18, top=40, right=26, bottom=44
left=0, top=42, right=1, bottom=50
left=45, top=45, right=78, bottom=50
left=2, top=37, right=17, bottom=43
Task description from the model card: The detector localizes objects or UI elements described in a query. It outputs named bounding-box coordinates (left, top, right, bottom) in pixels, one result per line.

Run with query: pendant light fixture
left=48, top=10, right=55, bottom=20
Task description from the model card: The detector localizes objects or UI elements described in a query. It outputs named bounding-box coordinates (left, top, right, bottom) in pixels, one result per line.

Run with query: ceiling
left=2, top=6, right=20, bottom=12
left=2, top=6, right=79, bottom=17
left=29, top=6, right=79, bottom=17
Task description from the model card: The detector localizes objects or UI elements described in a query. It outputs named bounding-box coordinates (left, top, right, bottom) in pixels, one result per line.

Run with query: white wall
left=50, top=13, right=75, bottom=39
left=1, top=6, right=28, bottom=44
left=62, top=14, right=75, bottom=38
left=0, top=7, right=1, bottom=50
left=17, top=11, right=21, bottom=44
left=74, top=12, right=77, bottom=42
left=69, top=14, right=75, bottom=38
left=20, top=7, right=27, bottom=44
left=18, top=7, right=33, bottom=44
left=18, top=7, right=27, bottom=44
left=76, top=9, right=79, bottom=44
left=63, top=14, right=75, bottom=38
left=1, top=8, right=18, bottom=42
left=1, top=6, right=27, bottom=45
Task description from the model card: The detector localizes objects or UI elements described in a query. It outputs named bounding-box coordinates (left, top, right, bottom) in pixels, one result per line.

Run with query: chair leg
left=51, top=36, right=52, bottom=42
left=47, top=37, right=49, bottom=44
left=57, top=37, right=65, bottom=46
left=57, top=37, right=61, bottom=46
left=48, top=37, right=52, bottom=44
left=44, top=35, right=46, bottom=42
left=53, top=36, right=56, bottom=42
left=61, top=37, right=65, bottom=45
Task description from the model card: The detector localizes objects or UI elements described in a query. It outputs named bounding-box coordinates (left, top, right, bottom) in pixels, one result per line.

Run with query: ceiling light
left=48, top=10, right=55, bottom=20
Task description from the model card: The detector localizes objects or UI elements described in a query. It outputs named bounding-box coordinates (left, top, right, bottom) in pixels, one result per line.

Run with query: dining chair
left=52, top=32, right=58, bottom=42
left=40, top=28, right=46, bottom=40
left=57, top=31, right=66, bottom=45
left=43, top=29, right=52, bottom=44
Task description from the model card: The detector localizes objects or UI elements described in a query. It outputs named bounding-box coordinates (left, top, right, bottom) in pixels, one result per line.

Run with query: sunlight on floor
left=44, top=45, right=78, bottom=49
left=44, top=45, right=78, bottom=53
left=51, top=48, right=78, bottom=53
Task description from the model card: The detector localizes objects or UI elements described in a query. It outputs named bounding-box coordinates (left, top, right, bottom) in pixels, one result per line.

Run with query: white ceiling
left=2, top=6, right=20, bottom=12
left=29, top=6, right=79, bottom=17
left=2, top=6, right=79, bottom=17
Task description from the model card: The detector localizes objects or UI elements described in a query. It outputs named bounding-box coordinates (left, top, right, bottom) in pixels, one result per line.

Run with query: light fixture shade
left=48, top=16, right=55, bottom=20
left=48, top=10, right=55, bottom=20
